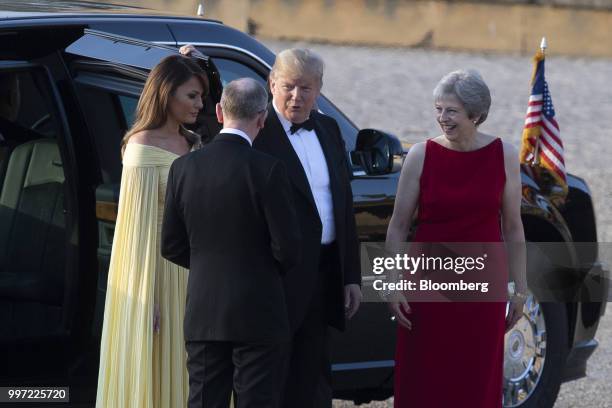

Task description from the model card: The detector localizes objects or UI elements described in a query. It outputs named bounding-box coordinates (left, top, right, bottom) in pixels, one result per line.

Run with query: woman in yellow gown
left=96, top=54, right=209, bottom=408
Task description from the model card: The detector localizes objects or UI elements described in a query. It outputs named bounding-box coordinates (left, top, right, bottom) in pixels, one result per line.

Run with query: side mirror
left=351, top=129, right=404, bottom=175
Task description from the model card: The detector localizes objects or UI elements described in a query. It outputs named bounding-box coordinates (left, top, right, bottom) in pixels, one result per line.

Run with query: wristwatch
left=508, top=282, right=528, bottom=301
left=379, top=288, right=392, bottom=301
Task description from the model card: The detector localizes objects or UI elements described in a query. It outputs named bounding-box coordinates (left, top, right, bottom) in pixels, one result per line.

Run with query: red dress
left=393, top=138, right=507, bottom=407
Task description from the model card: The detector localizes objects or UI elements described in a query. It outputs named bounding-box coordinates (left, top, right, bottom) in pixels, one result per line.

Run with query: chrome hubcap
left=503, top=295, right=546, bottom=407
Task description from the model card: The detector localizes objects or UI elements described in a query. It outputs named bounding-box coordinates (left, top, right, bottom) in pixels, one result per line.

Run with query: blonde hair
left=270, top=48, right=324, bottom=86
left=121, top=54, right=210, bottom=156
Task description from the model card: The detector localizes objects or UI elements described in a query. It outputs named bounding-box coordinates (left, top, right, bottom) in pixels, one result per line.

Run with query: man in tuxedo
left=161, top=78, right=300, bottom=408
left=254, top=49, right=362, bottom=407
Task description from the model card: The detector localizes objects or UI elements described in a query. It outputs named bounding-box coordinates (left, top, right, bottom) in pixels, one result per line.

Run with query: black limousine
left=0, top=2, right=608, bottom=407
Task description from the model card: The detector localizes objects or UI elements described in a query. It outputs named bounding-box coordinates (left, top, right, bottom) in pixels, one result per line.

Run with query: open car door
left=0, top=27, right=221, bottom=395
left=63, top=28, right=223, bottom=376
left=66, top=28, right=223, bottom=144
left=66, top=28, right=222, bottom=98
left=0, top=59, right=77, bottom=387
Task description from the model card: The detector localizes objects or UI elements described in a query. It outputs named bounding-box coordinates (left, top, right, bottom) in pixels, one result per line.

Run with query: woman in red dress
left=386, top=70, right=528, bottom=407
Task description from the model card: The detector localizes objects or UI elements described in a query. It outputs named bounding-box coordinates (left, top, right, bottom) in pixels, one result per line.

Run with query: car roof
left=0, top=0, right=206, bottom=19
left=0, top=2, right=276, bottom=70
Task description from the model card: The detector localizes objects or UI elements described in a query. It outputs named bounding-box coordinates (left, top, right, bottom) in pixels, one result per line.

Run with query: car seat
left=0, top=139, right=66, bottom=306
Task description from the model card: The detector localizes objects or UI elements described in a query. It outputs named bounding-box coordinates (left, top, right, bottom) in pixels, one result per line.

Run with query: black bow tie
left=289, top=117, right=314, bottom=134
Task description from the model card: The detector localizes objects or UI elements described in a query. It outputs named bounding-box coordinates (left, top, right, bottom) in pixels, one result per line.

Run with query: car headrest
left=23, top=139, right=64, bottom=188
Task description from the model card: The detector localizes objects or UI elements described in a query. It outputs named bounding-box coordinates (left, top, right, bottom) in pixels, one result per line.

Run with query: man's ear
left=215, top=103, right=224, bottom=124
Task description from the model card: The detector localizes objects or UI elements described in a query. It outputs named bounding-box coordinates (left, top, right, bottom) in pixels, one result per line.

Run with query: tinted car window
left=317, top=96, right=358, bottom=152
left=118, top=95, right=138, bottom=129
left=1, top=71, right=56, bottom=138
left=74, top=82, right=130, bottom=183
left=66, top=31, right=178, bottom=72
left=213, top=58, right=267, bottom=87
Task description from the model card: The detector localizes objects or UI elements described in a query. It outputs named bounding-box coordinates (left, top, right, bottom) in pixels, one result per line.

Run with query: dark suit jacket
left=161, top=133, right=300, bottom=343
left=253, top=105, right=361, bottom=331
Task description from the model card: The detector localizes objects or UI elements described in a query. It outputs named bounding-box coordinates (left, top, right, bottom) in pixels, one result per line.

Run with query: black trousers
left=282, top=243, right=337, bottom=408
left=185, top=340, right=288, bottom=408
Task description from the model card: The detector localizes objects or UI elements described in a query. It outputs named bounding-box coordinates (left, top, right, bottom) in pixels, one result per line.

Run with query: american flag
left=519, top=49, right=568, bottom=196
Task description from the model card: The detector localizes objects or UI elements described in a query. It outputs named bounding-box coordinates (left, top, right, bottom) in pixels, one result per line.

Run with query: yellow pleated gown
left=96, top=143, right=189, bottom=408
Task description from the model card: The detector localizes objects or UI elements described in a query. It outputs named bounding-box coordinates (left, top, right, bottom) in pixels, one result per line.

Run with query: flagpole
left=532, top=37, right=547, bottom=166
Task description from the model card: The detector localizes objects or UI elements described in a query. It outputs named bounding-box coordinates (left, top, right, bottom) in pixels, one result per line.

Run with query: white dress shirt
left=220, top=128, right=252, bottom=146
left=273, top=102, right=336, bottom=244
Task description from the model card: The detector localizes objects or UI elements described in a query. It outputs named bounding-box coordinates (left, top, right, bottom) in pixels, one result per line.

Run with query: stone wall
left=124, top=0, right=612, bottom=57
left=483, top=0, right=612, bottom=9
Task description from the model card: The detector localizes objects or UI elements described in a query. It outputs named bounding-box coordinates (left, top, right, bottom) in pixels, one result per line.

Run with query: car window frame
left=70, top=68, right=144, bottom=181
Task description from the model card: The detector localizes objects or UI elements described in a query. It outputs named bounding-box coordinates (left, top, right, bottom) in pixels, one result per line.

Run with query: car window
left=0, top=72, right=56, bottom=138
left=66, top=30, right=178, bottom=72
left=118, top=95, right=137, bottom=129
left=317, top=96, right=358, bottom=153
left=74, top=82, right=130, bottom=183
left=212, top=57, right=267, bottom=87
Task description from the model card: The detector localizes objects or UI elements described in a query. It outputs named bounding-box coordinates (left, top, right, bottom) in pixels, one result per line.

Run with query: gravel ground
left=263, top=40, right=612, bottom=407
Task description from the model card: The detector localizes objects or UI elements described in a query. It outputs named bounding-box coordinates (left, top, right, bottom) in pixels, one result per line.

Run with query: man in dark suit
left=161, top=78, right=300, bottom=408
left=254, top=49, right=362, bottom=407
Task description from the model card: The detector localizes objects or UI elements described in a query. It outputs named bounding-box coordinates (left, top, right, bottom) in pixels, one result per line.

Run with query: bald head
left=216, top=78, right=269, bottom=141
left=220, top=78, right=268, bottom=122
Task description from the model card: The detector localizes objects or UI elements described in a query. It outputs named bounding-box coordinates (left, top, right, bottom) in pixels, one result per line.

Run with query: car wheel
left=503, top=297, right=568, bottom=407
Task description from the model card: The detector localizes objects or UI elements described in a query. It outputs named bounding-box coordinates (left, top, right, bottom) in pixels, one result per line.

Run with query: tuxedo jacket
left=253, top=105, right=361, bottom=331
left=161, top=133, right=300, bottom=343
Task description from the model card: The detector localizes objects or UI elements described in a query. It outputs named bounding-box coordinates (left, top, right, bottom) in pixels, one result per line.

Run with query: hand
left=179, top=44, right=205, bottom=59
left=344, top=284, right=362, bottom=320
left=505, top=296, right=526, bottom=333
left=388, top=292, right=412, bottom=330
